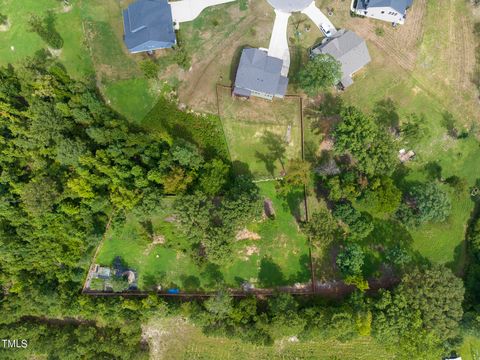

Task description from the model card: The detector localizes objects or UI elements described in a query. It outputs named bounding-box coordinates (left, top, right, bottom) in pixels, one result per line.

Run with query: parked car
left=320, top=23, right=333, bottom=37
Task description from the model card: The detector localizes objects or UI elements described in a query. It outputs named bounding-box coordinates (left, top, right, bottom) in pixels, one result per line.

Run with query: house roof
left=311, top=29, right=371, bottom=87
left=234, top=48, right=289, bottom=97
left=358, top=0, right=412, bottom=13
left=123, top=0, right=176, bottom=52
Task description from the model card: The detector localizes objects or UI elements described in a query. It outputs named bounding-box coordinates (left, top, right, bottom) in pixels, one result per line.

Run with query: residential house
left=352, top=0, right=413, bottom=25
left=311, top=29, right=371, bottom=89
left=233, top=48, right=289, bottom=100
left=123, top=0, right=176, bottom=53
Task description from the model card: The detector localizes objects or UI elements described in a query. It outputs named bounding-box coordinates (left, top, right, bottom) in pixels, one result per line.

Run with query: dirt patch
left=319, top=137, right=334, bottom=151
left=236, top=228, right=261, bottom=241
left=144, top=235, right=166, bottom=255
left=0, top=21, right=11, bottom=32
left=142, top=317, right=193, bottom=360
left=238, top=245, right=260, bottom=260
left=48, top=47, right=63, bottom=58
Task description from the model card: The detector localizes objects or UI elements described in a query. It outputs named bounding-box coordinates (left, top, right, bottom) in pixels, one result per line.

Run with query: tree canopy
left=299, top=54, right=342, bottom=95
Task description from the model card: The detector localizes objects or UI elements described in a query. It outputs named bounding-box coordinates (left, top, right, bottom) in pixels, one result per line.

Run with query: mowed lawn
left=218, top=86, right=303, bottom=179
left=96, top=182, right=311, bottom=290
left=0, top=0, right=94, bottom=78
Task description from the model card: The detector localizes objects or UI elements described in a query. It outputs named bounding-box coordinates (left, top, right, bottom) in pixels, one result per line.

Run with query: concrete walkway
left=301, top=2, right=336, bottom=36
left=169, top=0, right=235, bottom=28
left=268, top=10, right=291, bottom=77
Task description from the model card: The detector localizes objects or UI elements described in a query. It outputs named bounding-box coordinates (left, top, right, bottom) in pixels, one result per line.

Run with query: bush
left=140, top=59, right=160, bottom=79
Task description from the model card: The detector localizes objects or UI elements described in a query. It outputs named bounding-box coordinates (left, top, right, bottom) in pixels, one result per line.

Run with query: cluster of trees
left=180, top=265, right=464, bottom=358
left=27, top=12, right=63, bottom=49
left=174, top=175, right=262, bottom=264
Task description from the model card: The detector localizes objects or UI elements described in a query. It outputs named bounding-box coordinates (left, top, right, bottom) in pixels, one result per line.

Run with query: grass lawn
left=459, top=335, right=480, bottom=360
left=317, top=0, right=480, bottom=269
left=218, top=86, right=303, bottom=179
left=95, top=181, right=311, bottom=291
left=144, top=317, right=395, bottom=360
left=0, top=0, right=94, bottom=79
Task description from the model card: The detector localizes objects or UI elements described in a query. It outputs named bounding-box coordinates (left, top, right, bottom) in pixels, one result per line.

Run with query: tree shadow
left=423, top=161, right=442, bottom=181
left=283, top=187, right=305, bottom=221
left=373, top=98, right=399, bottom=129
left=258, top=257, right=284, bottom=287
left=287, top=254, right=311, bottom=283
left=180, top=275, right=202, bottom=291
left=255, top=131, right=286, bottom=176
left=231, top=160, right=253, bottom=177
left=201, top=263, right=225, bottom=288
left=142, top=272, right=166, bottom=291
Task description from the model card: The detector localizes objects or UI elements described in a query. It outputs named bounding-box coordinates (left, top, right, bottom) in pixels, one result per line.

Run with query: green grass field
left=0, top=0, right=94, bottom=78
left=95, top=181, right=311, bottom=290
left=218, top=86, right=303, bottom=179
left=144, top=317, right=394, bottom=360
left=335, top=14, right=480, bottom=269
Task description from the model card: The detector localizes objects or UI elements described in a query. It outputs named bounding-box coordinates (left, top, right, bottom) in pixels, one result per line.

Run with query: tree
left=333, top=107, right=397, bottom=176
left=199, top=159, right=229, bottom=196
left=299, top=54, right=342, bottom=95
left=373, top=266, right=464, bottom=353
left=304, top=208, right=339, bottom=251
left=277, top=159, right=311, bottom=195
left=336, top=244, right=364, bottom=276
left=333, top=203, right=373, bottom=241
left=408, top=183, right=451, bottom=223
left=358, top=177, right=402, bottom=216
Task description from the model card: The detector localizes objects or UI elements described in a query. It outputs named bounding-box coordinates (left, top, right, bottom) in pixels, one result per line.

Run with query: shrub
left=140, top=59, right=160, bottom=79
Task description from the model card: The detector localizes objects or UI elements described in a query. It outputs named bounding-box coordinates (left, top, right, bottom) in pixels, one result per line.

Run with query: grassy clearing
left=459, top=335, right=480, bottom=360
left=95, top=181, right=311, bottom=290
left=144, top=317, right=394, bottom=360
left=218, top=86, right=303, bottom=179
left=0, top=0, right=94, bottom=78
left=309, top=0, right=480, bottom=268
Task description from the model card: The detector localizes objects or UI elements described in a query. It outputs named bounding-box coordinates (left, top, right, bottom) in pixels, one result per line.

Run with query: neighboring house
left=311, top=29, right=371, bottom=89
left=233, top=48, right=289, bottom=100
left=123, top=0, right=176, bottom=53
left=352, top=0, right=413, bottom=25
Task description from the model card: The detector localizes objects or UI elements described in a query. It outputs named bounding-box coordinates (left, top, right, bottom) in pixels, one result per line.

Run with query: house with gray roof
left=123, top=0, right=176, bottom=53
left=352, top=0, right=413, bottom=25
left=311, top=29, right=371, bottom=89
left=233, top=48, right=289, bottom=100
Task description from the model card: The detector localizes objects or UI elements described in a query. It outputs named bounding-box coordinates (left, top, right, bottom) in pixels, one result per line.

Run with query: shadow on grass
left=255, top=131, right=286, bottom=177
left=258, top=257, right=284, bottom=287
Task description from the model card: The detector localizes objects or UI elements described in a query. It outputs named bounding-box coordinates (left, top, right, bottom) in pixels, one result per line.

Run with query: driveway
left=169, top=0, right=235, bottom=27
left=268, top=10, right=291, bottom=76
left=301, top=2, right=336, bottom=36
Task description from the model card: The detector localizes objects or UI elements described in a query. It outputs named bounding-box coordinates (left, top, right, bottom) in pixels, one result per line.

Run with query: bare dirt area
left=236, top=228, right=261, bottom=241
left=175, top=1, right=277, bottom=112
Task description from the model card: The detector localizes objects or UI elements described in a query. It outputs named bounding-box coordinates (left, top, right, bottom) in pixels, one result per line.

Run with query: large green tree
left=299, top=54, right=342, bottom=95
left=333, top=107, right=397, bottom=176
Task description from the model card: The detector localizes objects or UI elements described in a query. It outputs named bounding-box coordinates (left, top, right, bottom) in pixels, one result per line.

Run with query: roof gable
left=234, top=48, right=288, bottom=97
left=312, top=29, right=371, bottom=82
left=123, top=0, right=176, bottom=52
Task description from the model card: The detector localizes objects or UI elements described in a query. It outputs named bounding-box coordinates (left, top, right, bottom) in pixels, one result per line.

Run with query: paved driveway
left=170, top=0, right=235, bottom=27
left=301, top=2, right=336, bottom=36
left=268, top=10, right=291, bottom=76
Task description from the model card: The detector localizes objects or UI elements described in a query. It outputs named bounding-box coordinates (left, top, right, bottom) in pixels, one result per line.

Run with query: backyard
left=218, top=85, right=303, bottom=179
left=95, top=181, right=311, bottom=291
